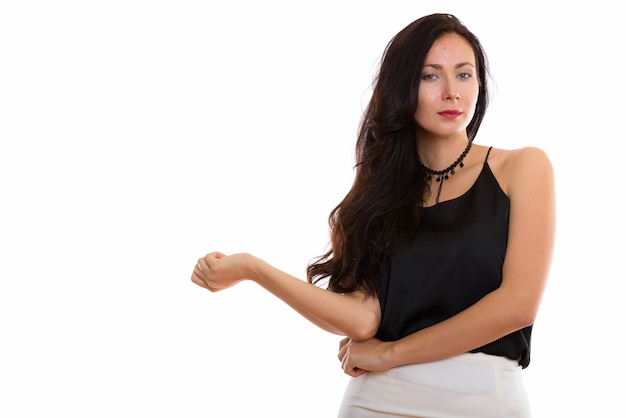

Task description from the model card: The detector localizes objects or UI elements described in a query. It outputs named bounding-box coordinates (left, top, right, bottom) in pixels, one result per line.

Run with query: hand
left=191, top=252, right=253, bottom=292
left=338, top=337, right=390, bottom=377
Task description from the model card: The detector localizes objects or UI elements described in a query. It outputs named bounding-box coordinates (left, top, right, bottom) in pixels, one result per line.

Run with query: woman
left=191, top=13, right=555, bottom=417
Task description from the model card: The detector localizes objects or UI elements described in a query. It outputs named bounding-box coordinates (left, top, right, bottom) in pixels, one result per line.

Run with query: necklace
left=419, top=140, right=473, bottom=205
left=420, top=140, right=472, bottom=182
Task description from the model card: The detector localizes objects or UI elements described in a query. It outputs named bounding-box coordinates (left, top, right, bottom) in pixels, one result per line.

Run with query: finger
left=338, top=342, right=348, bottom=362
left=191, top=273, right=209, bottom=289
left=340, top=348, right=352, bottom=372
left=339, top=337, right=349, bottom=350
left=352, top=368, right=367, bottom=377
left=343, top=359, right=363, bottom=377
left=194, top=262, right=203, bottom=275
left=204, top=251, right=225, bottom=264
left=199, top=252, right=224, bottom=273
left=196, top=257, right=212, bottom=277
left=343, top=361, right=359, bottom=376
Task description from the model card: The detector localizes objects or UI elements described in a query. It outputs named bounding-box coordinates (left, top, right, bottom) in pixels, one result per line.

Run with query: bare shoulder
left=488, top=146, right=554, bottom=196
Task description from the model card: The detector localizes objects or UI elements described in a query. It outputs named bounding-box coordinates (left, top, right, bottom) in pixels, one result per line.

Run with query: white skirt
left=337, top=352, right=531, bottom=418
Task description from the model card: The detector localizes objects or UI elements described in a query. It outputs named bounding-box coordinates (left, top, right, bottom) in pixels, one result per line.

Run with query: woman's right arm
left=191, top=251, right=381, bottom=341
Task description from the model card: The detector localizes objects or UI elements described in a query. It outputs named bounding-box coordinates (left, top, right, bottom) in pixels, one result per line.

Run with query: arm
left=191, top=252, right=381, bottom=341
left=339, top=147, right=556, bottom=374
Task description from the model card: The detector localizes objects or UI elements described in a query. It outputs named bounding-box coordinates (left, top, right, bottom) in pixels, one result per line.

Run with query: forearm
left=383, top=288, right=534, bottom=368
left=248, top=255, right=380, bottom=341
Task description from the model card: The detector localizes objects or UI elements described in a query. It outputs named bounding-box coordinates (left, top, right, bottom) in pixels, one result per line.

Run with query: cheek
left=414, top=93, right=435, bottom=124
left=464, top=94, right=479, bottom=119
left=465, top=84, right=480, bottom=106
left=413, top=106, right=426, bottom=125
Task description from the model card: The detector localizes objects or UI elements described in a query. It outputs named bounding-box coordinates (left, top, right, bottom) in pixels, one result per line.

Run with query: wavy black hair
left=307, top=13, right=491, bottom=296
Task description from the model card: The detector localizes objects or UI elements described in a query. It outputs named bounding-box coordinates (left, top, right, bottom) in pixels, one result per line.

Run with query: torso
left=375, top=143, right=534, bottom=367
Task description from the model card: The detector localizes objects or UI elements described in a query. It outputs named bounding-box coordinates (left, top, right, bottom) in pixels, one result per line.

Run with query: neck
left=419, top=139, right=472, bottom=183
left=418, top=139, right=472, bottom=205
left=418, top=137, right=471, bottom=170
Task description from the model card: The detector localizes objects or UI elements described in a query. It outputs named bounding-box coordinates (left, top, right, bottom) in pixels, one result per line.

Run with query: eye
left=458, top=72, right=472, bottom=79
left=422, top=73, right=438, bottom=81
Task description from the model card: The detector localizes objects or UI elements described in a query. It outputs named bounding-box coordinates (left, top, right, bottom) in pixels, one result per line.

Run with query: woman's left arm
left=339, top=147, right=556, bottom=375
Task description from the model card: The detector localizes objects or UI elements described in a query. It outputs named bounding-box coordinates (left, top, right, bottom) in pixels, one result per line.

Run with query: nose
left=446, top=91, right=461, bottom=101
left=443, top=78, right=461, bottom=101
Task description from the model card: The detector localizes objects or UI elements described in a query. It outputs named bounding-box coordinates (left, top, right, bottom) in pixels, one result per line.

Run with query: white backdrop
left=1, top=1, right=623, bottom=417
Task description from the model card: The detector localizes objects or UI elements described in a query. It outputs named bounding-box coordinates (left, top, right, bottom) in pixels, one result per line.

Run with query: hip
left=337, top=352, right=531, bottom=418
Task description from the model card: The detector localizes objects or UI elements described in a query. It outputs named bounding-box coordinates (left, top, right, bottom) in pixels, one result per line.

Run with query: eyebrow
left=423, top=62, right=475, bottom=70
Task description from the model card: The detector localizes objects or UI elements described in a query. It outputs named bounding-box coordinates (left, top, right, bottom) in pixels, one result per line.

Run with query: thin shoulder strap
left=484, top=146, right=494, bottom=163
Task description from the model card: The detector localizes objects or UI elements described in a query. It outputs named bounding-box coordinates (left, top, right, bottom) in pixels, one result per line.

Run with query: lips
left=438, top=110, right=462, bottom=117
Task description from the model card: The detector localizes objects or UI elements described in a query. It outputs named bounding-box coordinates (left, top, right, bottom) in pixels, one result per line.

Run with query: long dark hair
left=307, top=13, right=491, bottom=296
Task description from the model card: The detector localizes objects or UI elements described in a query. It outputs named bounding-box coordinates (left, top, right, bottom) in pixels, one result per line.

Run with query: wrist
left=381, top=340, right=398, bottom=370
left=244, top=253, right=262, bottom=283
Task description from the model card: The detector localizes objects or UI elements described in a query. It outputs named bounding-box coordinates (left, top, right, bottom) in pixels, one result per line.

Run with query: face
left=414, top=32, right=479, bottom=140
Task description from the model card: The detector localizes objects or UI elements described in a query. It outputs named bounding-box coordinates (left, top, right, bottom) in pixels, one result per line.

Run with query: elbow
left=518, top=308, right=538, bottom=329
left=348, top=310, right=380, bottom=341
left=510, top=311, right=535, bottom=330
left=496, top=285, right=543, bottom=331
left=508, top=300, right=540, bottom=330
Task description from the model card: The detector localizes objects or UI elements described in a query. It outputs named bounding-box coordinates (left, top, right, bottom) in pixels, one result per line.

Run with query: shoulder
left=487, top=146, right=554, bottom=197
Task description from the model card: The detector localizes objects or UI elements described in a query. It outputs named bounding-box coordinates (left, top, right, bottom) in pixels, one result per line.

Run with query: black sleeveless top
left=375, top=148, right=532, bottom=368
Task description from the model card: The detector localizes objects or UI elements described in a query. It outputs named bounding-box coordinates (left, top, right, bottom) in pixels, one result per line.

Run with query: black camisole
left=375, top=147, right=532, bottom=368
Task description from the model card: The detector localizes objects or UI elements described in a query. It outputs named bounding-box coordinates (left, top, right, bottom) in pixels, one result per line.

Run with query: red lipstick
left=438, top=110, right=462, bottom=118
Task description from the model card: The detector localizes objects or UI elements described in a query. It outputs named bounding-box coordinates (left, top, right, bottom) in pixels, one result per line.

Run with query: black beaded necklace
left=419, top=140, right=472, bottom=204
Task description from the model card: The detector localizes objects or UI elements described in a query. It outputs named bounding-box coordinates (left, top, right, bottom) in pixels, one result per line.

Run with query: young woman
left=191, top=13, right=555, bottom=417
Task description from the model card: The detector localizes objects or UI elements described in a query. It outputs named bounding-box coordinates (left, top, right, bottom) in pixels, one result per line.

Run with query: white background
left=1, top=1, right=623, bottom=417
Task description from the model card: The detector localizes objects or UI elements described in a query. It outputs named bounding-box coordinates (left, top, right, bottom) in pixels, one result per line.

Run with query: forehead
left=425, top=32, right=476, bottom=65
